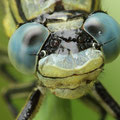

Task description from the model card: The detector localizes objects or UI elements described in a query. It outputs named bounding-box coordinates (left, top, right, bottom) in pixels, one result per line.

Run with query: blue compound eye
left=83, top=12, right=120, bottom=63
left=8, top=23, right=49, bottom=74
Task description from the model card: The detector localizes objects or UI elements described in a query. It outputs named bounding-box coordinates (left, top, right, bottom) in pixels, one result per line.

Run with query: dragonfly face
left=8, top=11, right=120, bottom=99
left=36, top=15, right=104, bottom=99
left=3, top=0, right=120, bottom=119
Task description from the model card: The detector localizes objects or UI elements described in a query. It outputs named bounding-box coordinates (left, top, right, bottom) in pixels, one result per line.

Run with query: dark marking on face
left=40, top=33, right=62, bottom=55
left=77, top=29, right=96, bottom=50
left=38, top=28, right=97, bottom=58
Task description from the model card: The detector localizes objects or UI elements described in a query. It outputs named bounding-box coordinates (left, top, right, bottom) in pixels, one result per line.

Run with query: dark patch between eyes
left=40, top=33, right=62, bottom=55
left=77, top=29, right=98, bottom=51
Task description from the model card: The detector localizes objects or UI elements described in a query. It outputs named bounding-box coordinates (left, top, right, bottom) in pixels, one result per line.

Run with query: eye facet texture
left=8, top=23, right=49, bottom=74
left=83, top=12, right=120, bottom=63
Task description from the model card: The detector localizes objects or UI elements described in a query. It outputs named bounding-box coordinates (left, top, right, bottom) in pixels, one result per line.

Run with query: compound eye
left=83, top=12, right=120, bottom=63
left=8, top=23, right=49, bottom=74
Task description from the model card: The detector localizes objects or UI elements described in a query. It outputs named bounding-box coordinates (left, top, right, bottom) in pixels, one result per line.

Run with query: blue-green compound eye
left=83, top=12, right=120, bottom=63
left=8, top=23, right=49, bottom=74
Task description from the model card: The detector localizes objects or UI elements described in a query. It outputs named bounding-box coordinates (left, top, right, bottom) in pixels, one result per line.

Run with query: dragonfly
left=1, top=0, right=120, bottom=120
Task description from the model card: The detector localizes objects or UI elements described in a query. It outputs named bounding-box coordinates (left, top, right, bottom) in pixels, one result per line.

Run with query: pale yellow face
left=35, top=3, right=103, bottom=99
left=34, top=0, right=103, bottom=99
left=37, top=48, right=104, bottom=99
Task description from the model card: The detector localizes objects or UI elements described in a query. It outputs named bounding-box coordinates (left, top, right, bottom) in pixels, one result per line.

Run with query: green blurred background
left=0, top=0, right=120, bottom=120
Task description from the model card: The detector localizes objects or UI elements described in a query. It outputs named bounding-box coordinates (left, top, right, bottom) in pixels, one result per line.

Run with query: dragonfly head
left=37, top=24, right=104, bottom=99
left=8, top=12, right=120, bottom=99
